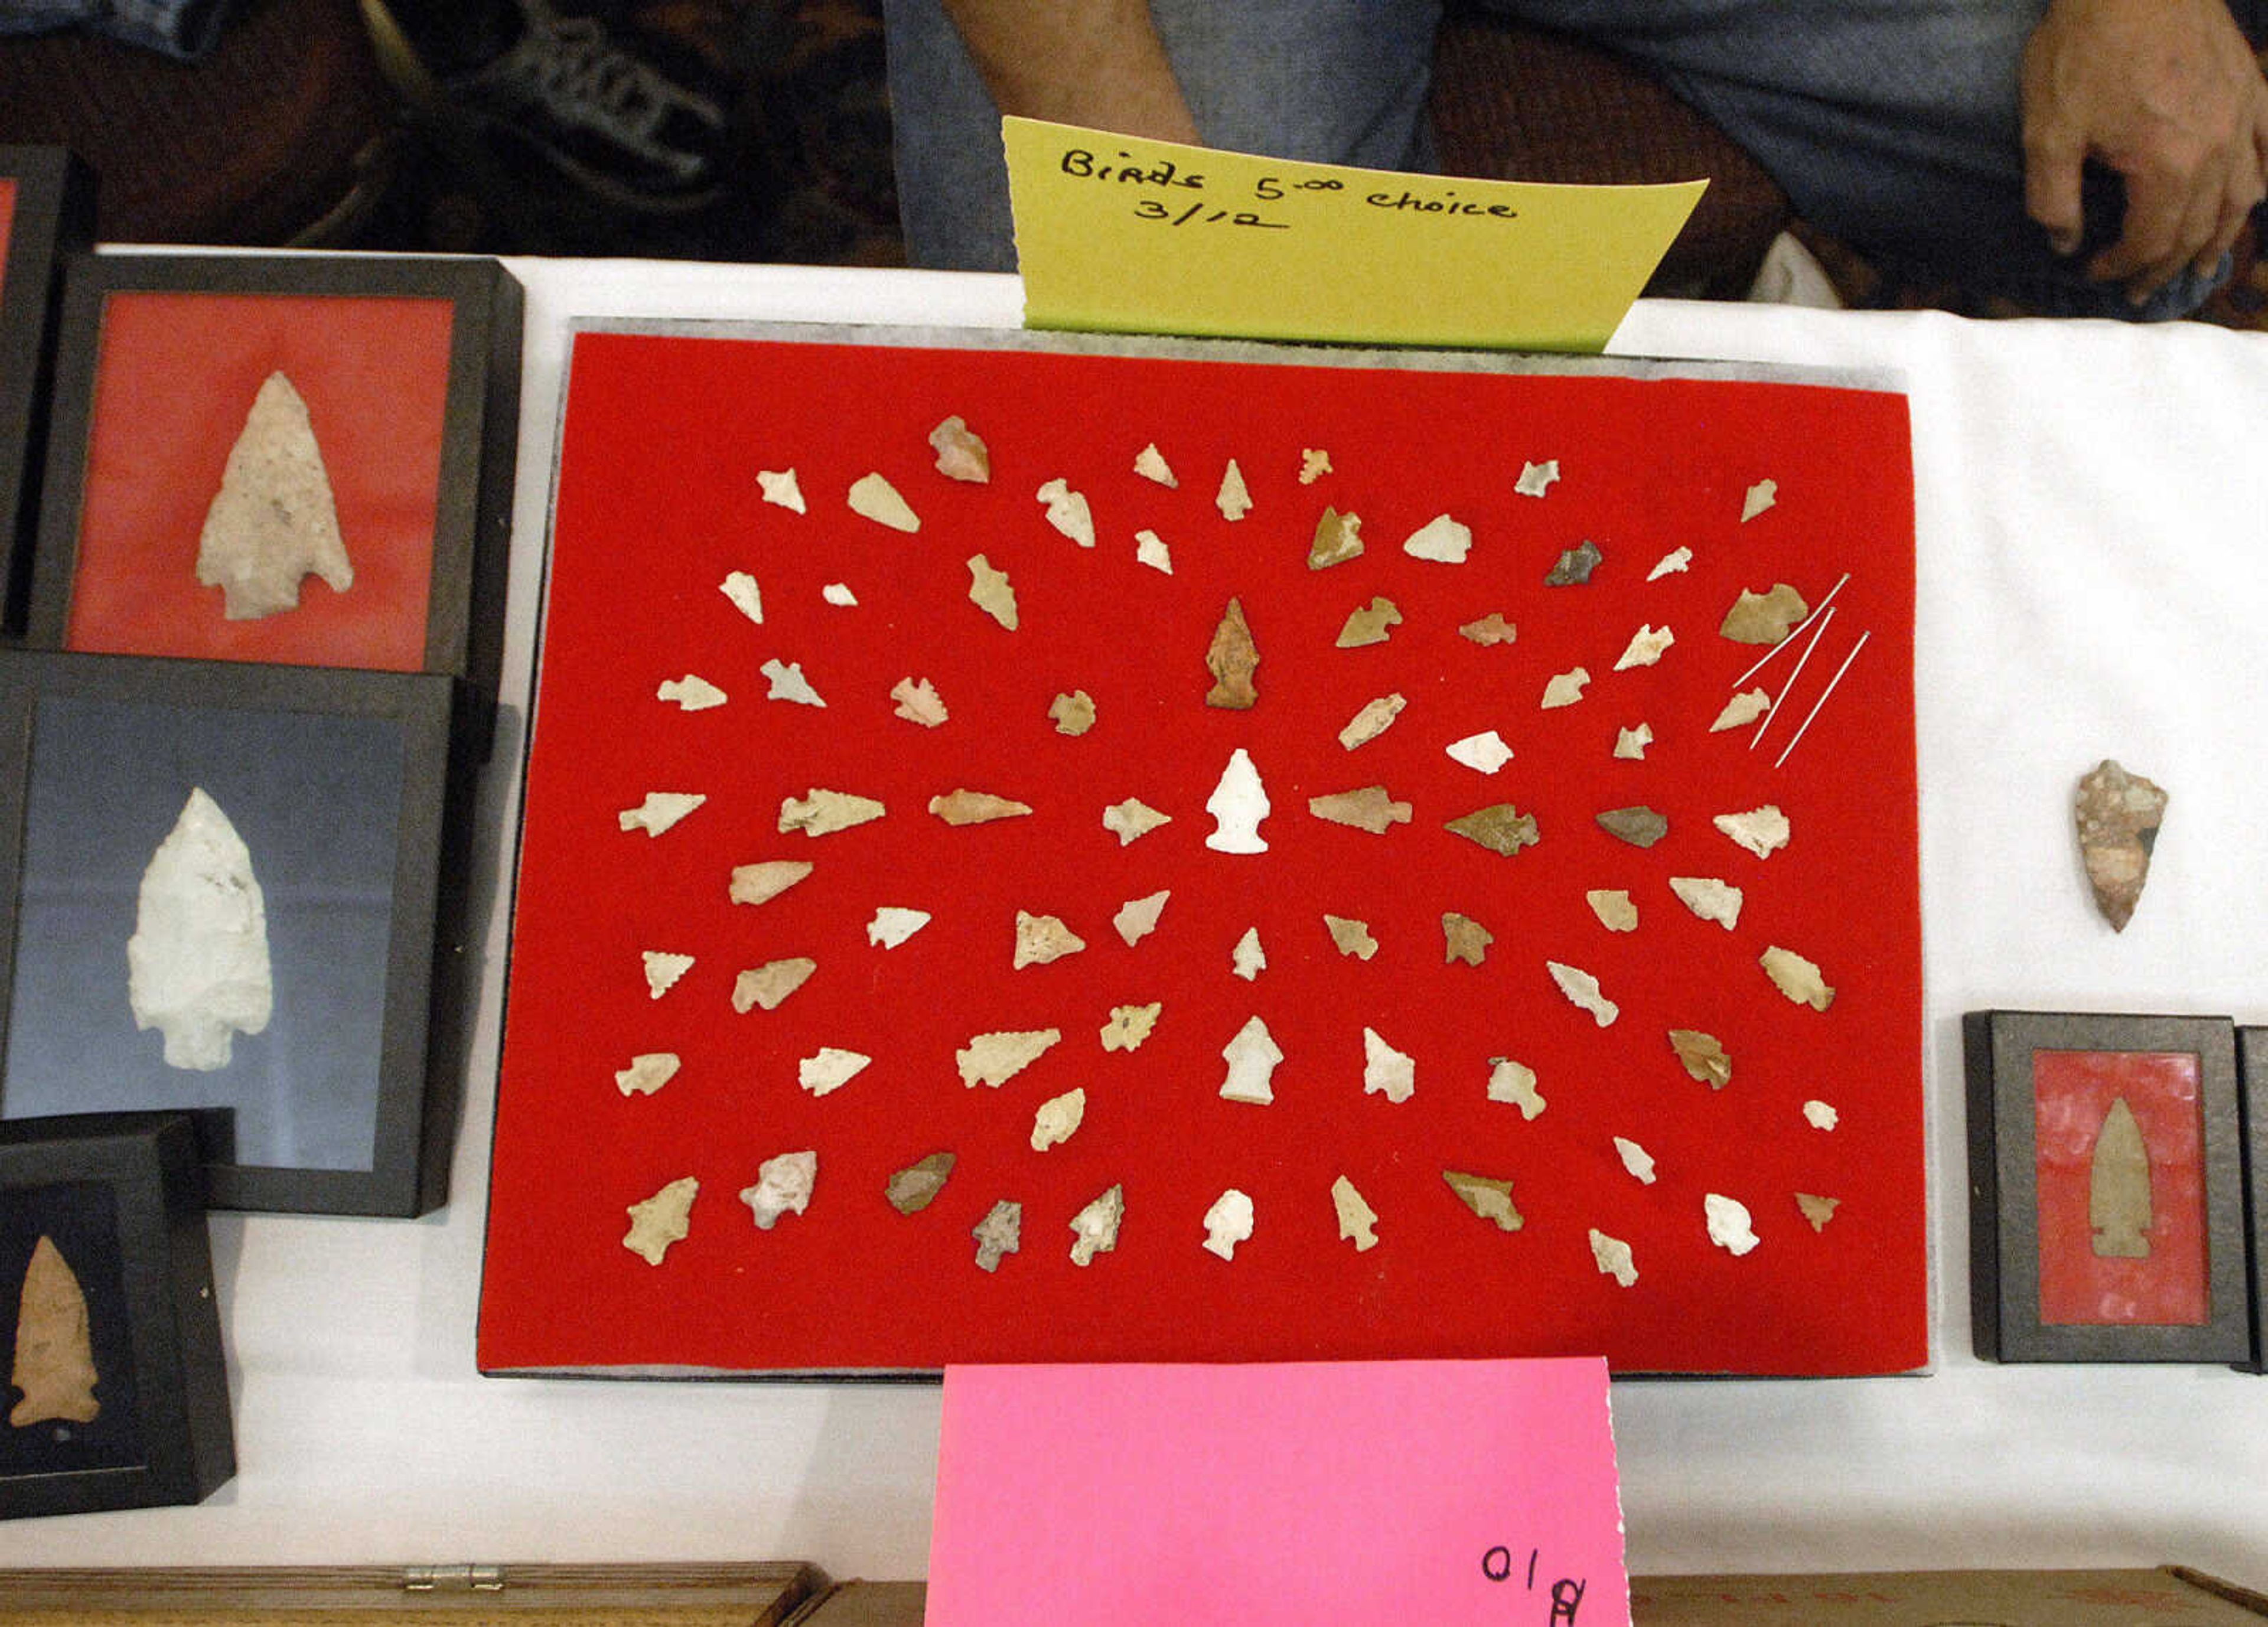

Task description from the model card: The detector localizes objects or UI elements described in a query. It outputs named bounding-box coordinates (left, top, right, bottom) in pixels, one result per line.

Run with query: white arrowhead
left=1362, top=1027, right=1415, bottom=1103
left=1220, top=1015, right=1283, bottom=1104
left=866, top=907, right=931, bottom=948
left=1445, top=730, right=1514, bottom=773
left=126, top=788, right=272, bottom=1071
left=757, top=468, right=805, bottom=511
left=1402, top=513, right=1472, bottom=563
left=720, top=571, right=764, bottom=624
left=195, top=371, right=353, bottom=620
left=1204, top=748, right=1269, bottom=853
left=619, top=791, right=705, bottom=836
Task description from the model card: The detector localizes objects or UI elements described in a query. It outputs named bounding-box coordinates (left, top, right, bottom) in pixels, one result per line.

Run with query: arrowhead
left=195, top=371, right=353, bottom=620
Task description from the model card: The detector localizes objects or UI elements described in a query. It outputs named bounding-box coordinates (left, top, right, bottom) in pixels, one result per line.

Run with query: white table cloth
left=6, top=262, right=2264, bottom=1587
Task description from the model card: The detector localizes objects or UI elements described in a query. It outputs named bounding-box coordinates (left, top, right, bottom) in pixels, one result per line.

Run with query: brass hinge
left=402, top=1566, right=507, bottom=1593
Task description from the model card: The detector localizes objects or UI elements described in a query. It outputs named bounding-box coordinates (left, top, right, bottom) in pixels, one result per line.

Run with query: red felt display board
left=64, top=291, right=452, bottom=670
left=483, top=327, right=1924, bottom=1376
left=2032, top=1049, right=2209, bottom=1327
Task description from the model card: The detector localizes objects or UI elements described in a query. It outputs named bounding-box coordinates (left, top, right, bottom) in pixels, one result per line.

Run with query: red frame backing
left=483, top=330, right=1924, bottom=1375
left=63, top=291, right=452, bottom=670
left=2032, top=1048, right=2210, bottom=1327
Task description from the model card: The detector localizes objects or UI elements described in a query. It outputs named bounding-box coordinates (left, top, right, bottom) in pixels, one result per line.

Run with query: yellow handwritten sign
left=1005, top=116, right=1705, bottom=353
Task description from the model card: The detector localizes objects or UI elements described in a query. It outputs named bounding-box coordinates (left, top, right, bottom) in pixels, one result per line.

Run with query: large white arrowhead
left=195, top=370, right=354, bottom=620
left=126, top=788, right=273, bottom=1071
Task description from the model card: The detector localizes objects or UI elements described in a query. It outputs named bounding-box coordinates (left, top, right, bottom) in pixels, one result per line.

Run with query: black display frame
left=0, top=1110, right=232, bottom=1519
left=1965, top=1009, right=2251, bottom=1364
left=24, top=253, right=520, bottom=726
left=2238, top=1026, right=2268, bottom=1374
left=0, top=148, right=94, bottom=639
left=0, top=651, right=471, bottom=1215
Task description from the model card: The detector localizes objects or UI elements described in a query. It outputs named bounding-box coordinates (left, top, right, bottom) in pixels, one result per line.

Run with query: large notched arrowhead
left=11, top=1235, right=100, bottom=1427
left=126, top=787, right=273, bottom=1071
left=196, top=371, right=354, bottom=620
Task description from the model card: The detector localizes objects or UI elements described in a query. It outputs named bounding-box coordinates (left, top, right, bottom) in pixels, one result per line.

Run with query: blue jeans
left=882, top=0, right=2263, bottom=319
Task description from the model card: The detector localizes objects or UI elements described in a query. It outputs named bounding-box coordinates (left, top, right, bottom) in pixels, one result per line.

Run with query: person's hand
left=2021, top=0, right=2268, bottom=305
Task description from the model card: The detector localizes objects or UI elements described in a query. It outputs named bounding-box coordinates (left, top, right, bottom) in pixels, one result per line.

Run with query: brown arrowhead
left=1205, top=597, right=1259, bottom=708
left=2075, top=759, right=2166, bottom=931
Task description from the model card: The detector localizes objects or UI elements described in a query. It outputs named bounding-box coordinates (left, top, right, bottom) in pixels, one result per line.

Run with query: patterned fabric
left=0, top=0, right=240, bottom=58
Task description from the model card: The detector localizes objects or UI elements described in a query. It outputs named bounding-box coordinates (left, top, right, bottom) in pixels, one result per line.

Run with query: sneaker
left=367, top=0, right=731, bottom=212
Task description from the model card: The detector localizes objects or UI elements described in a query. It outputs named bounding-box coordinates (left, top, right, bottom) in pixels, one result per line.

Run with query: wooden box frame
left=0, top=148, right=94, bottom=637
left=1966, top=1009, right=2251, bottom=1363
left=0, top=1110, right=233, bottom=1518
left=0, top=1563, right=825, bottom=1619
left=0, top=652, right=472, bottom=1215
left=25, top=253, right=520, bottom=720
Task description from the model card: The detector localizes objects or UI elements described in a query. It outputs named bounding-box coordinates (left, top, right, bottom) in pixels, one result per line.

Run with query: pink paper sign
left=928, top=1358, right=1628, bottom=1626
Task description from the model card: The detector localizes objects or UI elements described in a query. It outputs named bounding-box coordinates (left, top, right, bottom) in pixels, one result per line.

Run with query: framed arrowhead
left=0, top=148, right=93, bottom=638
left=25, top=253, right=522, bottom=738
left=1964, top=1010, right=2248, bottom=1364
left=0, top=1111, right=234, bottom=1515
left=0, top=651, right=466, bottom=1216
